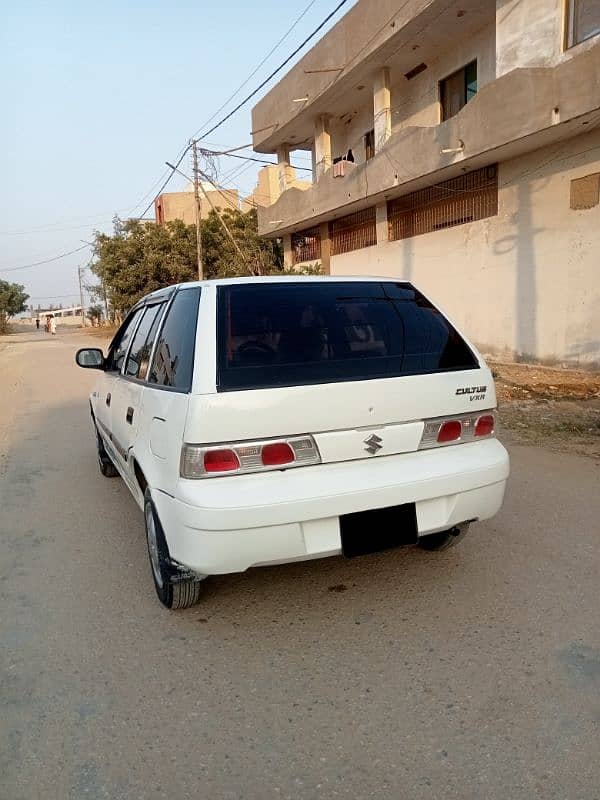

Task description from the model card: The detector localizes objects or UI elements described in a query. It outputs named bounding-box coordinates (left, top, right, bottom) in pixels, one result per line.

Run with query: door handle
left=106, top=393, right=111, bottom=407
left=126, top=406, right=134, bottom=424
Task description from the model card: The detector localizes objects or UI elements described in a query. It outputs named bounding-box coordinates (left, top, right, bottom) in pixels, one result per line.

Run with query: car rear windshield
left=216, top=281, right=478, bottom=392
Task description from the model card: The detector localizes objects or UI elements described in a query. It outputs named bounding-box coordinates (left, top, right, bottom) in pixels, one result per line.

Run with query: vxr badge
left=364, top=433, right=383, bottom=455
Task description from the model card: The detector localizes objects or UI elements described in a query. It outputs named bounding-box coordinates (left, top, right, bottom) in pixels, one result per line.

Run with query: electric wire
left=193, top=0, right=321, bottom=136
left=191, top=0, right=352, bottom=143
left=203, top=149, right=313, bottom=171
left=0, top=244, right=90, bottom=274
left=137, top=0, right=352, bottom=219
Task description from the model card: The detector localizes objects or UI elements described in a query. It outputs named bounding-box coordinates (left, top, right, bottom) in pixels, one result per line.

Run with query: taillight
left=261, top=442, right=295, bottom=466
left=437, top=420, right=462, bottom=443
left=181, top=435, right=320, bottom=479
left=203, top=449, right=240, bottom=473
left=475, top=414, right=495, bottom=437
left=419, top=410, right=496, bottom=450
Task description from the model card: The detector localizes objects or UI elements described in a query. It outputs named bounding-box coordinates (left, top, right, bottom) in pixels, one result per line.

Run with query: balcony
left=258, top=43, right=600, bottom=237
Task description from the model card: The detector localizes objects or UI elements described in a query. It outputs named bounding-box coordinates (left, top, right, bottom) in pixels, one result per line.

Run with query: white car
left=76, top=277, right=509, bottom=609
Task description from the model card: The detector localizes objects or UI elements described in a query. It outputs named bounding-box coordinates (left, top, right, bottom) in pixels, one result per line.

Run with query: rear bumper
left=153, top=439, right=509, bottom=575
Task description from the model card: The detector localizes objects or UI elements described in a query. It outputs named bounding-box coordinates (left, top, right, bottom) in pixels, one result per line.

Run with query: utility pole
left=191, top=140, right=204, bottom=280
left=77, top=265, right=86, bottom=327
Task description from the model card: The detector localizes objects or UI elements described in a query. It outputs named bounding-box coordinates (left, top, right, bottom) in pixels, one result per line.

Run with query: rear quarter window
left=148, top=287, right=200, bottom=392
left=216, top=282, right=477, bottom=392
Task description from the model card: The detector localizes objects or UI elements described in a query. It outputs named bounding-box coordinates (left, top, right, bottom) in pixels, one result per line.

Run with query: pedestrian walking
left=49, top=315, right=56, bottom=335
left=35, top=317, right=40, bottom=330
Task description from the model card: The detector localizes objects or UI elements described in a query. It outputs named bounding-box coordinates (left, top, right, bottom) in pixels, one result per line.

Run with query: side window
left=148, top=288, right=200, bottom=391
left=566, top=0, right=600, bottom=48
left=105, top=308, right=144, bottom=373
left=124, top=304, right=164, bottom=380
left=440, top=60, right=477, bottom=122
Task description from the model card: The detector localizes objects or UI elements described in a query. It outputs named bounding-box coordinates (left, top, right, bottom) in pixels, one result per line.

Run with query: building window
left=387, top=165, right=498, bottom=242
left=566, top=0, right=600, bottom=47
left=365, top=129, right=375, bottom=161
left=292, top=227, right=321, bottom=263
left=330, top=207, right=377, bottom=255
left=440, top=60, right=477, bottom=121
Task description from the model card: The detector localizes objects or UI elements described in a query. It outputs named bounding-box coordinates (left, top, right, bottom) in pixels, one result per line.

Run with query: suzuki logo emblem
left=364, top=433, right=383, bottom=455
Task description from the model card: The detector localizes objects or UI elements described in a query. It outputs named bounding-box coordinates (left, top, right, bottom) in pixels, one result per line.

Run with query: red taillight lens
left=475, top=414, right=495, bottom=437
left=181, top=436, right=321, bottom=479
left=203, top=449, right=240, bottom=473
left=437, top=420, right=462, bottom=443
left=261, top=442, right=295, bottom=466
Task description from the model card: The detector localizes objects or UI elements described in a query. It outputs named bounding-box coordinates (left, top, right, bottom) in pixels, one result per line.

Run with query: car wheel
left=96, top=426, right=119, bottom=477
left=417, top=523, right=470, bottom=551
left=144, top=489, right=204, bottom=610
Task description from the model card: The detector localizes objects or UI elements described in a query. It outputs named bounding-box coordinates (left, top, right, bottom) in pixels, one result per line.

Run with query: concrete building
left=154, top=183, right=242, bottom=225
left=252, top=0, right=600, bottom=365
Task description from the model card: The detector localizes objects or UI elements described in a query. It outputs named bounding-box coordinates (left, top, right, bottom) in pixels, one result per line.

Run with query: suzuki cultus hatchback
left=76, top=277, right=509, bottom=609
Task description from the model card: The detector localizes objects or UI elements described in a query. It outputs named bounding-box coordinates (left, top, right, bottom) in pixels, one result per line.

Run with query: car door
left=109, top=301, right=166, bottom=491
left=139, top=287, right=201, bottom=497
left=95, top=308, right=144, bottom=465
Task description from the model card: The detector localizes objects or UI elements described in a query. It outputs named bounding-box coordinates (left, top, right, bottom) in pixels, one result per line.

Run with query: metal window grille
left=387, top=165, right=498, bottom=242
left=292, top=227, right=321, bottom=263
left=330, top=207, right=377, bottom=256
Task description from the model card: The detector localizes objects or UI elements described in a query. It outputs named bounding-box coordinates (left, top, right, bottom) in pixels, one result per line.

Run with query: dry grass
left=491, top=360, right=600, bottom=459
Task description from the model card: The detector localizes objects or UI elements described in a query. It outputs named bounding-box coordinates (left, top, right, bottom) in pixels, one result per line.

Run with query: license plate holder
left=340, top=503, right=418, bottom=558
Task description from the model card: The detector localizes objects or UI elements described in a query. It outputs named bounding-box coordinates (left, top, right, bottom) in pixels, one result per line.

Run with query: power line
left=202, top=148, right=313, bottom=171
left=137, top=0, right=352, bottom=219
left=193, top=0, right=321, bottom=136
left=126, top=167, right=173, bottom=216
left=194, top=0, right=352, bottom=143
left=137, top=160, right=190, bottom=220
left=221, top=159, right=258, bottom=186
left=0, top=244, right=90, bottom=274
left=0, top=211, right=127, bottom=237
left=29, top=293, right=80, bottom=300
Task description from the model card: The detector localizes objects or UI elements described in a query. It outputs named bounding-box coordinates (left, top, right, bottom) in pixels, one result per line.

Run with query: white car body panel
left=155, top=439, right=508, bottom=574
left=183, top=367, right=495, bottom=452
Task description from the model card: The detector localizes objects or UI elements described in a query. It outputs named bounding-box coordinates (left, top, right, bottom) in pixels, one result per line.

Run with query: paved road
left=1, top=330, right=599, bottom=800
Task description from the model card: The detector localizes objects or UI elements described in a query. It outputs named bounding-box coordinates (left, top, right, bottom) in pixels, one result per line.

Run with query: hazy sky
left=1, top=0, right=352, bottom=308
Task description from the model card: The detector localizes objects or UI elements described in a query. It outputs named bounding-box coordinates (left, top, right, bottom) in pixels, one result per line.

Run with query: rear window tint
left=217, top=282, right=477, bottom=392
left=148, top=288, right=200, bottom=391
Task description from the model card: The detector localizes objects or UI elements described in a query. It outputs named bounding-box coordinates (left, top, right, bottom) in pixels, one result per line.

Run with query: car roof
left=136, top=275, right=414, bottom=309
left=169, top=275, right=410, bottom=291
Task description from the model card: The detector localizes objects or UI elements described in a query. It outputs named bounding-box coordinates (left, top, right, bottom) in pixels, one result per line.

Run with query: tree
left=90, top=216, right=197, bottom=318
left=89, top=209, right=292, bottom=316
left=0, top=280, right=29, bottom=334
left=87, top=304, right=103, bottom=325
left=202, top=207, right=283, bottom=277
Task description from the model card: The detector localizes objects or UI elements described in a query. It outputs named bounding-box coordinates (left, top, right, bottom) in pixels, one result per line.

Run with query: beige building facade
left=155, top=184, right=241, bottom=225
left=252, top=0, right=600, bottom=365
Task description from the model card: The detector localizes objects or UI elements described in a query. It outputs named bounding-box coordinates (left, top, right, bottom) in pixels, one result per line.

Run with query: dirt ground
left=491, top=360, right=600, bottom=459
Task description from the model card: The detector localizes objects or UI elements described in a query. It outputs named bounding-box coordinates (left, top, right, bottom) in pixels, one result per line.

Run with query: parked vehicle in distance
left=76, top=277, right=509, bottom=609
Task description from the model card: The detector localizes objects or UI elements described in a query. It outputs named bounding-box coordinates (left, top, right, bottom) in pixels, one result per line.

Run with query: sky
left=0, top=0, right=354, bottom=309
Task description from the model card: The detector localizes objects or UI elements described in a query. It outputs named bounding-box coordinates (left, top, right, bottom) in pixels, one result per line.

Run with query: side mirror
left=75, top=348, right=105, bottom=370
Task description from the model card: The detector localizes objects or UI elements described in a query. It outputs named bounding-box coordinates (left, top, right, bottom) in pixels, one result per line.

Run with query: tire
left=417, top=523, right=470, bottom=552
left=144, top=488, right=204, bottom=610
left=96, top=425, right=119, bottom=478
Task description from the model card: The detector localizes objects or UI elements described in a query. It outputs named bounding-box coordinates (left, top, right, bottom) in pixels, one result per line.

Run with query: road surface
left=1, top=329, right=599, bottom=800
